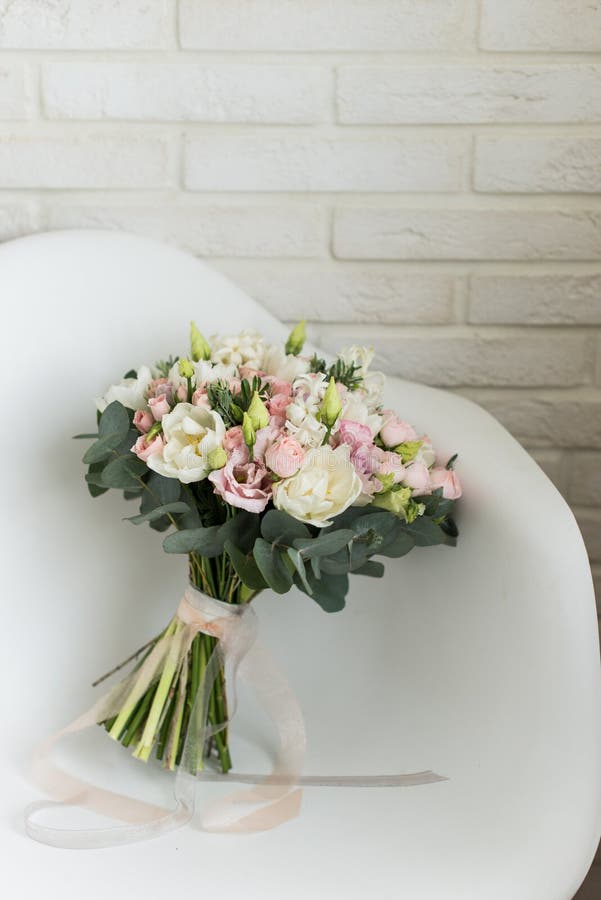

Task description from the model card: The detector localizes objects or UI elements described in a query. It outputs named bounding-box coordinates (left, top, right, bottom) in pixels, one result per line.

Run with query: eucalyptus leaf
left=260, top=510, right=311, bottom=545
left=300, top=571, right=348, bottom=613
left=100, top=455, right=146, bottom=490
left=287, top=548, right=312, bottom=594
left=378, top=532, right=415, bottom=558
left=219, top=510, right=260, bottom=554
left=125, top=502, right=190, bottom=526
left=400, top=516, right=448, bottom=547
left=293, top=529, right=355, bottom=560
left=253, top=538, right=293, bottom=594
left=353, top=560, right=385, bottom=578
left=98, top=401, right=130, bottom=441
left=163, top=526, right=223, bottom=556
left=224, top=540, right=268, bottom=591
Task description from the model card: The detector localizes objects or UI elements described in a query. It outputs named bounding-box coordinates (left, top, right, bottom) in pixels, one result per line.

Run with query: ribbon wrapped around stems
left=25, top=586, right=446, bottom=849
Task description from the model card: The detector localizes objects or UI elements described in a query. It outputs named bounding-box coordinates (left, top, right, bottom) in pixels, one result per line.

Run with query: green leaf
left=219, top=510, right=261, bottom=554
left=163, top=526, right=223, bottom=556
left=293, top=529, right=355, bottom=560
left=378, top=532, right=415, bottom=558
left=400, top=516, right=449, bottom=547
left=85, top=462, right=109, bottom=497
left=353, top=560, right=385, bottom=578
left=73, top=432, right=98, bottom=440
left=99, top=401, right=130, bottom=441
left=253, top=538, right=293, bottom=594
left=299, top=571, right=348, bottom=613
left=224, top=540, right=267, bottom=591
left=260, top=509, right=311, bottom=545
left=125, top=502, right=190, bottom=525
left=82, top=434, right=123, bottom=464
left=100, top=455, right=147, bottom=490
left=287, top=548, right=312, bottom=594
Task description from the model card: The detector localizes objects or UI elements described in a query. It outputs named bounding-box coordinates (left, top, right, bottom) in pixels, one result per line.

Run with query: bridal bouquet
left=78, top=322, right=461, bottom=776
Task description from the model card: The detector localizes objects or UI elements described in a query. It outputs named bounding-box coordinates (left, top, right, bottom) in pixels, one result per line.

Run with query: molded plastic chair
left=2, top=230, right=600, bottom=900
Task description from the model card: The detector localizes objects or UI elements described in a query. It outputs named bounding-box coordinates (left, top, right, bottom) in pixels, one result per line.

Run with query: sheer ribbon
left=25, top=586, right=446, bottom=849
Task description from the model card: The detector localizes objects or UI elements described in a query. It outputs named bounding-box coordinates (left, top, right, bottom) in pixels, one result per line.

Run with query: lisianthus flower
left=429, top=467, right=462, bottom=500
left=272, top=444, right=361, bottom=528
left=209, top=449, right=272, bottom=513
left=149, top=394, right=171, bottom=421
left=132, top=433, right=164, bottom=462
left=379, top=412, right=418, bottom=448
left=265, top=435, right=305, bottom=478
left=336, top=419, right=373, bottom=452
left=96, top=365, right=153, bottom=413
left=340, top=392, right=382, bottom=436
left=146, top=403, right=226, bottom=483
left=133, top=409, right=154, bottom=433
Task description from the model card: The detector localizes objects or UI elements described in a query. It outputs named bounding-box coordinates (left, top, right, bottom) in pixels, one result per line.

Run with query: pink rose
left=239, top=365, right=265, bottom=382
left=264, top=377, right=292, bottom=398
left=378, top=451, right=406, bottom=484
left=223, top=426, right=245, bottom=452
left=403, top=462, right=431, bottom=495
left=254, top=423, right=283, bottom=462
left=132, top=434, right=164, bottom=461
left=268, top=392, right=291, bottom=420
left=379, top=413, right=418, bottom=448
left=337, top=419, right=373, bottom=452
left=176, top=383, right=188, bottom=402
left=191, top=388, right=210, bottom=409
left=429, top=467, right=462, bottom=500
left=209, top=451, right=272, bottom=513
left=133, top=409, right=154, bottom=433
left=149, top=394, right=171, bottom=421
left=265, top=435, right=305, bottom=478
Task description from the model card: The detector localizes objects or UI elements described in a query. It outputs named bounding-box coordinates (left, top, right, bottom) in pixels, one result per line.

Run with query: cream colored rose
left=272, top=444, right=362, bottom=528
left=147, top=402, right=226, bottom=483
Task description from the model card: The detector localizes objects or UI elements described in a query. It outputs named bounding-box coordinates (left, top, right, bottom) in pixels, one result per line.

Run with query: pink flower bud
left=133, top=409, right=154, bottom=433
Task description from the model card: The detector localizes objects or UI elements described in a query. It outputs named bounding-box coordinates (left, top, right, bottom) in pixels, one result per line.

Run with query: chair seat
left=2, top=230, right=600, bottom=900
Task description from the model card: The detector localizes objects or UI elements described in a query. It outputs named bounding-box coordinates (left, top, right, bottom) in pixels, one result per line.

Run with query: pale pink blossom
left=254, top=423, right=283, bottom=462
left=146, top=377, right=172, bottom=400
left=133, top=409, right=154, bottom=433
left=403, top=462, right=431, bottom=495
left=351, top=443, right=385, bottom=499
left=176, top=383, right=188, bottom=402
left=336, top=419, right=373, bottom=452
left=379, top=413, right=418, bottom=448
left=268, top=391, right=291, bottom=420
left=378, top=451, right=406, bottom=484
left=265, top=435, right=305, bottom=478
left=429, top=467, right=462, bottom=500
left=132, top=433, right=164, bottom=461
left=191, top=388, right=210, bottom=409
left=149, top=394, right=171, bottom=421
left=223, top=426, right=245, bottom=452
left=209, top=450, right=272, bottom=513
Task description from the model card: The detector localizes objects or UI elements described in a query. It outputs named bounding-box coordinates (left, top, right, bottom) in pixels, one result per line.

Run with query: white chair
left=2, top=230, right=600, bottom=900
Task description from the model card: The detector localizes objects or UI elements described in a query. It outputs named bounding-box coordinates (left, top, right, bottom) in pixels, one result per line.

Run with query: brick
left=179, top=0, right=474, bottom=51
left=475, top=137, right=601, bottom=193
left=575, top=509, right=601, bottom=563
left=337, top=65, right=601, bottom=124
left=0, top=0, right=170, bottom=49
left=333, top=209, right=601, bottom=261
left=462, top=394, right=601, bottom=449
left=469, top=273, right=601, bottom=325
left=480, top=1, right=601, bottom=52
left=0, top=63, right=30, bottom=119
left=526, top=448, right=565, bottom=492
left=45, top=203, right=326, bottom=258
left=0, top=135, right=171, bottom=189
left=214, top=263, right=454, bottom=324
left=318, top=330, right=590, bottom=387
left=42, top=62, right=329, bottom=124
left=569, top=454, right=601, bottom=506
left=183, top=134, right=468, bottom=193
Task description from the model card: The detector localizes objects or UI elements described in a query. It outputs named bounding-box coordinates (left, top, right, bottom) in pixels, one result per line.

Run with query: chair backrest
left=3, top=229, right=600, bottom=898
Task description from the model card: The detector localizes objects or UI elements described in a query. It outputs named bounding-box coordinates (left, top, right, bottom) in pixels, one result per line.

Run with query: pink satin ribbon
left=25, top=586, right=446, bottom=849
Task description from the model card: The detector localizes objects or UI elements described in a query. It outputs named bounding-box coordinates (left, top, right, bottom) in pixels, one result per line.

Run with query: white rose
left=146, top=403, right=226, bottom=483
left=210, top=330, right=264, bottom=369
left=262, top=344, right=310, bottom=382
left=95, top=365, right=153, bottom=413
left=272, top=444, right=362, bottom=528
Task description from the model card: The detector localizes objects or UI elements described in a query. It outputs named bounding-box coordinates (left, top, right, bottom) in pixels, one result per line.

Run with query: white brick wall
left=0, top=0, right=600, bottom=616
